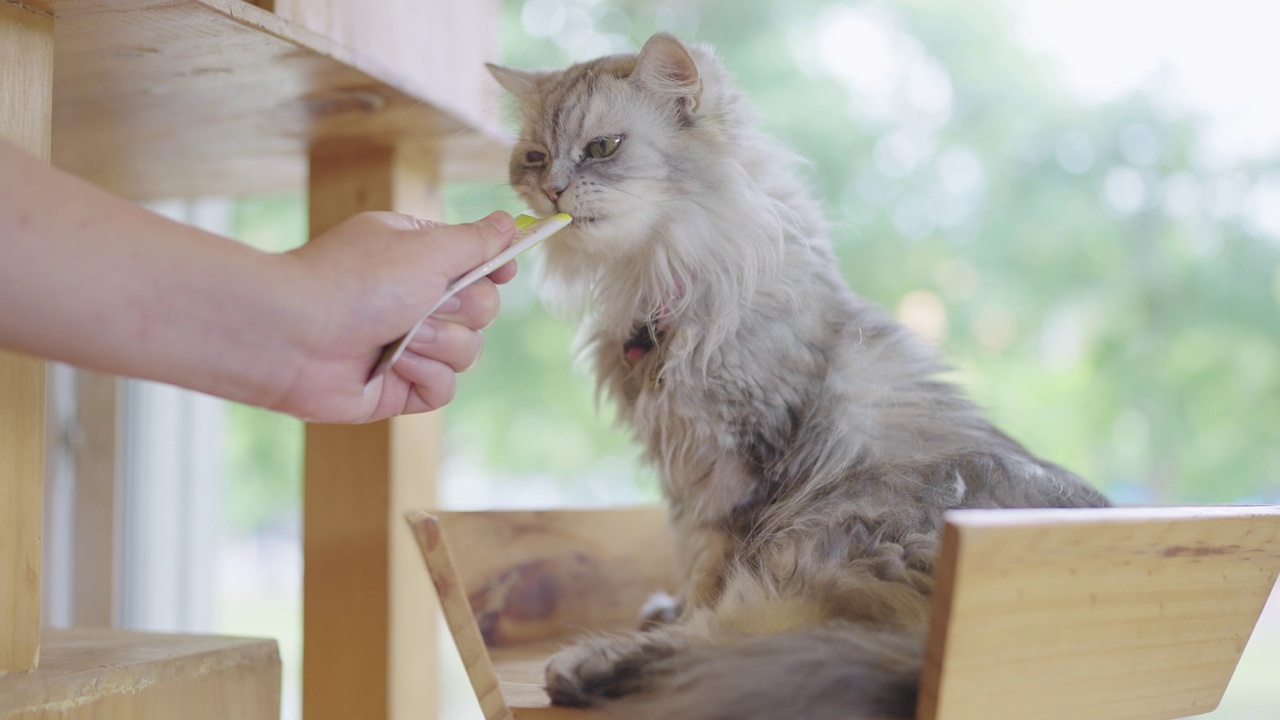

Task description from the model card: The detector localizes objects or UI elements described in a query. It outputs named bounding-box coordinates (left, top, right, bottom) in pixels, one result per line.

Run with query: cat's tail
left=607, top=624, right=922, bottom=720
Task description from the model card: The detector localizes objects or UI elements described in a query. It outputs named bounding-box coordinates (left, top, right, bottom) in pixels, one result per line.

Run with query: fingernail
left=437, top=296, right=462, bottom=314
left=485, top=211, right=515, bottom=234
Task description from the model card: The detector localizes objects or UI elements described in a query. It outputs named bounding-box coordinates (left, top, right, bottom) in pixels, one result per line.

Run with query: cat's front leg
left=545, top=610, right=716, bottom=707
left=666, top=458, right=762, bottom=613
left=672, top=519, right=734, bottom=612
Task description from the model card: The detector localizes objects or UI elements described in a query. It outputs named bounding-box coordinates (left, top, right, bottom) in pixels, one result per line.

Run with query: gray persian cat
left=488, top=33, right=1108, bottom=720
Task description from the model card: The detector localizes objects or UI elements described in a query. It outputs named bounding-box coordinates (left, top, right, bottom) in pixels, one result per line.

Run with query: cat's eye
left=586, top=135, right=623, bottom=160
left=524, top=150, right=546, bottom=165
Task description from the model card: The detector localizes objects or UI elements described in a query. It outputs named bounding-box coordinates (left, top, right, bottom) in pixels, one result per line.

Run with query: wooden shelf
left=411, top=506, right=1280, bottom=720
left=19, top=0, right=509, bottom=198
left=0, top=628, right=280, bottom=720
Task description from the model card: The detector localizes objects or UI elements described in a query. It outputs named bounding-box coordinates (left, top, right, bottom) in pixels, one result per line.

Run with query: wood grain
left=0, top=0, right=53, bottom=676
left=490, top=643, right=606, bottom=719
left=1, top=2, right=53, bottom=160
left=301, top=143, right=443, bottom=720
left=436, top=507, right=677, bottom=648
left=268, top=0, right=501, bottom=142
left=0, top=628, right=279, bottom=719
left=17, top=0, right=508, bottom=199
left=418, top=505, right=1278, bottom=720
left=919, top=506, right=1280, bottom=720
left=414, top=509, right=655, bottom=717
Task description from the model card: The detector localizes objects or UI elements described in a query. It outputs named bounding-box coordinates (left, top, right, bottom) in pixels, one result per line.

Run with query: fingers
left=331, top=211, right=518, bottom=420
left=392, top=353, right=459, bottom=412
left=405, top=319, right=484, bottom=372
left=392, top=316, right=485, bottom=415
left=421, top=211, right=517, bottom=278
left=434, top=278, right=501, bottom=330
left=363, top=211, right=445, bottom=233
left=489, top=259, right=518, bottom=285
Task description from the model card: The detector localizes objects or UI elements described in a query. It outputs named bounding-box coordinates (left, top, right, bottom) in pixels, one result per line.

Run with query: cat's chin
left=564, top=213, right=657, bottom=252
left=561, top=216, right=621, bottom=247
left=578, top=229, right=655, bottom=262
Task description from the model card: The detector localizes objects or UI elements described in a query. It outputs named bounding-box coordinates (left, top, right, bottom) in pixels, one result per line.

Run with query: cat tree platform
left=409, top=505, right=1280, bottom=720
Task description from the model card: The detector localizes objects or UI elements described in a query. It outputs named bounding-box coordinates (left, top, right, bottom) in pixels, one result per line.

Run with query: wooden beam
left=0, top=0, right=54, bottom=676
left=267, top=0, right=501, bottom=131
left=18, top=0, right=507, bottom=199
left=303, top=142, right=443, bottom=720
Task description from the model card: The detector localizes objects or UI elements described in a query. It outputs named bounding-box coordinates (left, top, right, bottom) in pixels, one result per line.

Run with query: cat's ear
left=631, top=33, right=703, bottom=114
left=487, top=63, right=541, bottom=104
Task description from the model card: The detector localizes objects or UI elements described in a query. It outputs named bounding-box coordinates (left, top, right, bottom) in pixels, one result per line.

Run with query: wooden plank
left=490, top=642, right=607, bottom=719
left=919, top=506, right=1280, bottom=720
left=302, top=143, right=443, bottom=720
left=491, top=643, right=607, bottom=719
left=436, top=508, right=676, bottom=649
left=0, top=2, right=53, bottom=159
left=268, top=0, right=500, bottom=147
left=408, top=513, right=513, bottom=720
left=0, top=628, right=279, bottom=719
left=15, top=0, right=507, bottom=199
left=0, top=0, right=53, bottom=676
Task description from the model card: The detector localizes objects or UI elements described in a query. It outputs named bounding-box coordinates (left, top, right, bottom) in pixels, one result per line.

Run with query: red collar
left=620, top=276, right=687, bottom=365
left=623, top=323, right=665, bottom=364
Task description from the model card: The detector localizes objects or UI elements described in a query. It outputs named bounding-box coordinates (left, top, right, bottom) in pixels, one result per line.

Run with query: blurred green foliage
left=224, top=0, right=1279, bottom=533
left=222, top=197, right=308, bottom=534
left=474, top=0, right=1280, bottom=506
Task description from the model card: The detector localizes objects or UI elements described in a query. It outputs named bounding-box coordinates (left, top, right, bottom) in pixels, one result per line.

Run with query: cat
left=487, top=32, right=1109, bottom=720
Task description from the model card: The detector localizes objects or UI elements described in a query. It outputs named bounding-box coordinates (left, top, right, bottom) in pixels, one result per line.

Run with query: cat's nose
left=543, top=182, right=568, bottom=203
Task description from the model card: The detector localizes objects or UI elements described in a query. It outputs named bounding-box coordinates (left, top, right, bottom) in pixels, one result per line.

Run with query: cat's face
left=489, top=34, right=706, bottom=258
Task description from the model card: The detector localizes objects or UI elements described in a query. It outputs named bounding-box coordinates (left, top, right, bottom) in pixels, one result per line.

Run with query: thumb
left=420, top=211, right=516, bottom=277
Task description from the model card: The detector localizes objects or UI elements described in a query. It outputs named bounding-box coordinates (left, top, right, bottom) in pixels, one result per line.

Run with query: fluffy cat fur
left=488, top=33, right=1109, bottom=720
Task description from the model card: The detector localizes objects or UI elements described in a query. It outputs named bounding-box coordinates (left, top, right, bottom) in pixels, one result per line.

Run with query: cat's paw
left=637, top=591, right=681, bottom=629
left=544, top=635, right=674, bottom=707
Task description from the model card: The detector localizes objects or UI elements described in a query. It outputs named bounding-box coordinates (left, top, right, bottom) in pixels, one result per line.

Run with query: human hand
left=272, top=210, right=518, bottom=422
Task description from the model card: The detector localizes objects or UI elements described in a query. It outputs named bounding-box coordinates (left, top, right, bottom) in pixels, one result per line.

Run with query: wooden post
left=0, top=1, right=54, bottom=676
left=302, top=143, right=443, bottom=720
